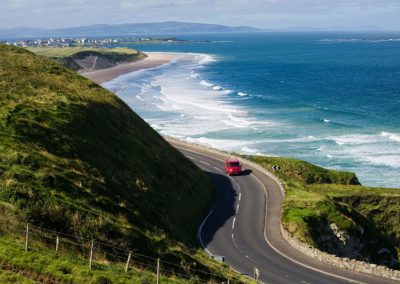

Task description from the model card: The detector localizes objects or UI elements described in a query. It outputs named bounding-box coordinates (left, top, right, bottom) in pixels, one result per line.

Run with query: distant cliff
left=27, top=47, right=146, bottom=72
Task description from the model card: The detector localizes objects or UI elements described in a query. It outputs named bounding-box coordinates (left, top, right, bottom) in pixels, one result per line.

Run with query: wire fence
left=0, top=217, right=232, bottom=283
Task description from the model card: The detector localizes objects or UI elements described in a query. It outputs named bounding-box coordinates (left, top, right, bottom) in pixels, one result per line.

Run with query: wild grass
left=0, top=267, right=38, bottom=284
left=0, top=237, right=188, bottom=284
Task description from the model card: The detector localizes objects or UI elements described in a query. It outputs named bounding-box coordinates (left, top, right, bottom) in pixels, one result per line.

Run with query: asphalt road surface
left=171, top=141, right=399, bottom=284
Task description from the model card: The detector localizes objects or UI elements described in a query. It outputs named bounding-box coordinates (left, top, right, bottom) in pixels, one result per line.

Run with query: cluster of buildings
left=2, top=37, right=185, bottom=48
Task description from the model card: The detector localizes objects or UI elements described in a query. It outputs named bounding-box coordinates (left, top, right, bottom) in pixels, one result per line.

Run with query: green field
left=248, top=155, right=400, bottom=268
left=0, top=45, right=248, bottom=283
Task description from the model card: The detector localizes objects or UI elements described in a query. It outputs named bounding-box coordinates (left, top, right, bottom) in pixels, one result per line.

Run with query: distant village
left=2, top=37, right=188, bottom=48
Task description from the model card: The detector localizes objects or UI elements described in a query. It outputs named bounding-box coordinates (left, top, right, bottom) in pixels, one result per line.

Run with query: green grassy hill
left=248, top=156, right=400, bottom=268
left=27, top=47, right=146, bottom=71
left=0, top=45, right=243, bottom=282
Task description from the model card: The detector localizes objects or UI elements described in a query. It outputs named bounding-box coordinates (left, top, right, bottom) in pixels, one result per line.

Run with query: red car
left=225, top=159, right=242, bottom=176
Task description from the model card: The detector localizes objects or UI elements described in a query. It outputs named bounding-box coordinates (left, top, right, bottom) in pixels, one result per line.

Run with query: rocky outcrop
left=281, top=225, right=400, bottom=281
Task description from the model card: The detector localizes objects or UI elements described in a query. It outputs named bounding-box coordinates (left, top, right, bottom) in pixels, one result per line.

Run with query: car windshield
left=229, top=162, right=240, bottom=167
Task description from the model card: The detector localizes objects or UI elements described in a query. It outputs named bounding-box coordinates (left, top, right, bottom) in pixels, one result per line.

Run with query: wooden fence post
left=125, top=251, right=132, bottom=272
left=156, top=258, right=160, bottom=284
left=89, top=239, right=94, bottom=269
left=55, top=235, right=59, bottom=254
left=25, top=223, right=29, bottom=252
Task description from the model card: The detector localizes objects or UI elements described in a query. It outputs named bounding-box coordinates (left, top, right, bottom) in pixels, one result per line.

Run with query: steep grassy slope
left=248, top=156, right=400, bottom=268
left=27, top=47, right=146, bottom=71
left=0, top=45, right=242, bottom=281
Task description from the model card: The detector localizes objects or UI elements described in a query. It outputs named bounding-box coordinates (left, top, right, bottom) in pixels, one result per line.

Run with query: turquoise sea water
left=103, top=32, right=400, bottom=187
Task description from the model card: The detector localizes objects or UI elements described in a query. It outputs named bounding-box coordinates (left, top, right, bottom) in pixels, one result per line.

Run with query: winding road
left=170, top=140, right=399, bottom=284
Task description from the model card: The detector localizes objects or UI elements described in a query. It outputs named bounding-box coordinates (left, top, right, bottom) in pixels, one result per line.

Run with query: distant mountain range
left=0, top=21, right=386, bottom=38
left=0, top=21, right=260, bottom=38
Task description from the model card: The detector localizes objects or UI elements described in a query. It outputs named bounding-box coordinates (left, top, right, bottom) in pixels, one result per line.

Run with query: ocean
left=103, top=32, right=400, bottom=188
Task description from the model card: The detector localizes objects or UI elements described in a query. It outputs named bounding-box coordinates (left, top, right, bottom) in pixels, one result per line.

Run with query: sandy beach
left=82, top=52, right=179, bottom=84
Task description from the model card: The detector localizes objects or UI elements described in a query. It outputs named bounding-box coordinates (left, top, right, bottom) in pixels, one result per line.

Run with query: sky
left=1, top=0, right=400, bottom=30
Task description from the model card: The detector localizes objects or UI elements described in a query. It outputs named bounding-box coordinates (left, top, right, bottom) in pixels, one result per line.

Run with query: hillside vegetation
left=0, top=45, right=244, bottom=282
left=27, top=47, right=146, bottom=72
left=0, top=236, right=190, bottom=284
left=248, top=156, right=400, bottom=269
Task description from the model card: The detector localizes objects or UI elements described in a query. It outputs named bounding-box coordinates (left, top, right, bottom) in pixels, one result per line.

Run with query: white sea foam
left=363, top=155, right=400, bottom=168
left=276, top=136, right=318, bottom=143
left=221, top=89, right=233, bottom=95
left=198, top=54, right=216, bottom=65
left=381, top=132, right=400, bottom=142
left=150, top=123, right=162, bottom=129
left=319, top=38, right=400, bottom=43
left=190, top=71, right=199, bottom=79
left=331, top=134, right=378, bottom=145
left=238, top=92, right=248, bottom=97
left=241, top=146, right=259, bottom=154
left=316, top=132, right=400, bottom=169
left=323, top=119, right=331, bottom=123
left=185, top=137, right=251, bottom=151
left=200, top=80, right=213, bottom=87
left=212, top=85, right=222, bottom=90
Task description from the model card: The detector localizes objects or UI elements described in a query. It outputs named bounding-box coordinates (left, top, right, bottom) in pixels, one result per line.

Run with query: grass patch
left=0, top=267, right=38, bottom=284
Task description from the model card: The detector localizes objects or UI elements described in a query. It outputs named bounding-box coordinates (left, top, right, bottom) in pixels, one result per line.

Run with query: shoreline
left=81, top=49, right=397, bottom=189
left=81, top=52, right=179, bottom=84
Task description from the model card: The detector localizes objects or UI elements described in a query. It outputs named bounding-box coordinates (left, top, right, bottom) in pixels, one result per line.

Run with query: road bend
left=171, top=141, right=398, bottom=284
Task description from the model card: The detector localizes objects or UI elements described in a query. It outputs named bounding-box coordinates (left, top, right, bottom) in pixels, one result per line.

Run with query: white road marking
left=187, top=155, right=196, bottom=160
left=245, top=254, right=257, bottom=264
left=238, top=193, right=242, bottom=201
left=214, top=166, right=223, bottom=173
left=200, top=160, right=211, bottom=166
left=197, top=186, right=220, bottom=256
left=236, top=204, right=240, bottom=213
left=232, top=217, right=236, bottom=229
left=232, top=234, right=239, bottom=248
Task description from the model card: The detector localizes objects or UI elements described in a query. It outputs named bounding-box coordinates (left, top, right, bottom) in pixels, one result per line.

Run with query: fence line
left=0, top=217, right=231, bottom=283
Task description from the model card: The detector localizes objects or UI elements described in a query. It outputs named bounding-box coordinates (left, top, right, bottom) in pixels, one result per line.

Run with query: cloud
left=1, top=0, right=399, bottom=29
